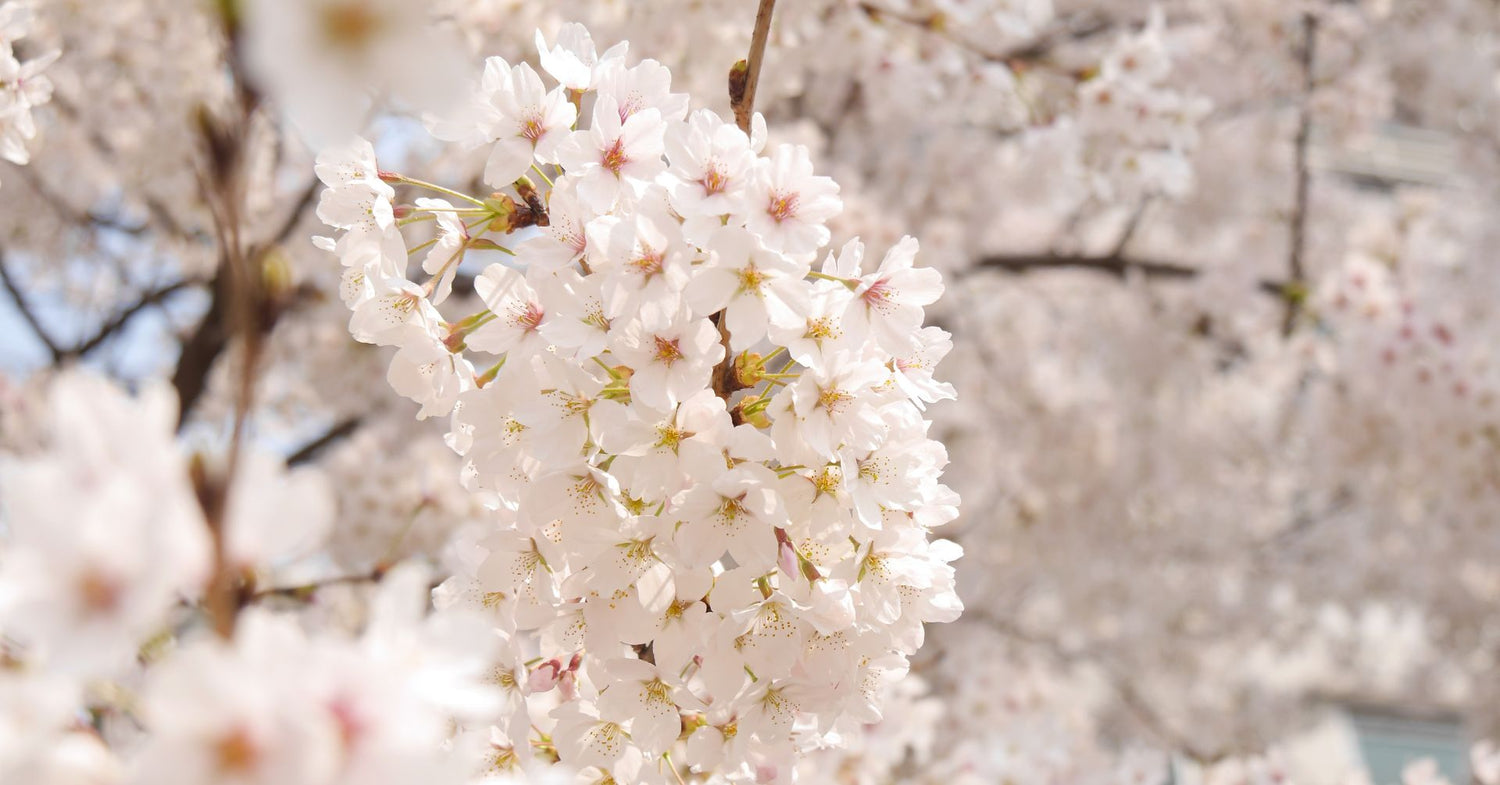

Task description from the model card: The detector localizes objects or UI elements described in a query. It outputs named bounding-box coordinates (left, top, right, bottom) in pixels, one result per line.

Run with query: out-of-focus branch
left=62, top=279, right=201, bottom=360
left=973, top=609, right=1233, bottom=764
left=247, top=566, right=387, bottom=603
left=12, top=166, right=149, bottom=236
left=0, top=248, right=63, bottom=362
left=172, top=265, right=229, bottom=428
left=272, top=178, right=318, bottom=245
left=1283, top=13, right=1318, bottom=336
left=970, top=252, right=1292, bottom=300
left=995, top=13, right=1114, bottom=63
left=286, top=416, right=363, bottom=467
left=855, top=3, right=1113, bottom=65
left=1110, top=199, right=1151, bottom=258
left=171, top=187, right=321, bottom=428
left=48, top=93, right=206, bottom=243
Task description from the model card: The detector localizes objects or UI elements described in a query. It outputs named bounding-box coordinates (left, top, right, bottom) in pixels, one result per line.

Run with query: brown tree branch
left=286, top=416, right=363, bottom=467
left=1110, top=198, right=1152, bottom=258
left=12, top=166, right=149, bottom=236
left=716, top=0, right=781, bottom=402
left=62, top=279, right=200, bottom=360
left=1283, top=13, right=1318, bottom=336
left=970, top=252, right=1291, bottom=300
left=272, top=178, right=319, bottom=246
left=172, top=265, right=229, bottom=429
left=247, top=566, right=387, bottom=603
left=0, top=249, right=62, bottom=362
left=730, top=0, right=778, bottom=134
left=855, top=3, right=1114, bottom=66
left=47, top=94, right=206, bottom=243
left=973, top=609, right=1233, bottom=764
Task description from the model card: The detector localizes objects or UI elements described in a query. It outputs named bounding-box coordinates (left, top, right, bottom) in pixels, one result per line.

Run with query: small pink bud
left=527, top=659, right=561, bottom=693
left=778, top=540, right=798, bottom=577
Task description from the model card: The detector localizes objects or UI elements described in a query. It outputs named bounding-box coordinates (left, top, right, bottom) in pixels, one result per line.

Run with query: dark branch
left=992, top=12, right=1114, bottom=63
left=172, top=265, right=229, bottom=429
left=47, top=94, right=207, bottom=243
left=971, top=252, right=1291, bottom=300
left=716, top=0, right=780, bottom=400
left=1109, top=198, right=1152, bottom=258
left=975, top=252, right=1197, bottom=279
left=730, top=0, right=778, bottom=134
left=973, top=609, right=1232, bottom=764
left=12, top=166, right=149, bottom=236
left=0, top=249, right=62, bottom=362
left=62, top=279, right=200, bottom=359
left=856, top=3, right=1114, bottom=66
left=1283, top=13, right=1318, bottom=336
left=286, top=416, right=363, bottom=467
left=272, top=178, right=319, bottom=246
left=246, top=567, right=387, bottom=606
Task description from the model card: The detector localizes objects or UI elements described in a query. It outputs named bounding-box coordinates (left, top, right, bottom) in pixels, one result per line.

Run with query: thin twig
left=48, top=93, right=205, bottom=242
left=1109, top=198, right=1152, bottom=259
left=192, top=7, right=278, bottom=640
left=973, top=609, right=1230, bottom=763
left=0, top=249, right=62, bottom=362
left=969, top=252, right=1291, bottom=300
left=730, top=0, right=778, bottom=134
left=1282, top=12, right=1318, bottom=336
left=286, top=416, right=363, bottom=467
left=856, top=3, right=1114, bottom=65
left=716, top=0, right=781, bottom=400
left=272, top=178, right=319, bottom=245
left=247, top=567, right=387, bottom=603
left=12, top=166, right=148, bottom=235
left=172, top=267, right=228, bottom=429
left=62, top=279, right=199, bottom=359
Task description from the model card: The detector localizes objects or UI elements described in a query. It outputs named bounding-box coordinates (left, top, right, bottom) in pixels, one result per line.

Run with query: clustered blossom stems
left=317, top=21, right=962, bottom=783
left=382, top=171, right=490, bottom=207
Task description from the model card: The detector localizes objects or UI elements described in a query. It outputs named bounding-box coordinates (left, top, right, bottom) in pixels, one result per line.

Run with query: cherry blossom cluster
left=1299, top=224, right=1500, bottom=542
left=799, top=624, right=1170, bottom=785
left=0, top=371, right=529, bottom=785
left=1313, top=253, right=1497, bottom=430
left=316, top=23, right=963, bottom=782
left=0, top=0, right=56, bottom=191
left=1071, top=9, right=1210, bottom=202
